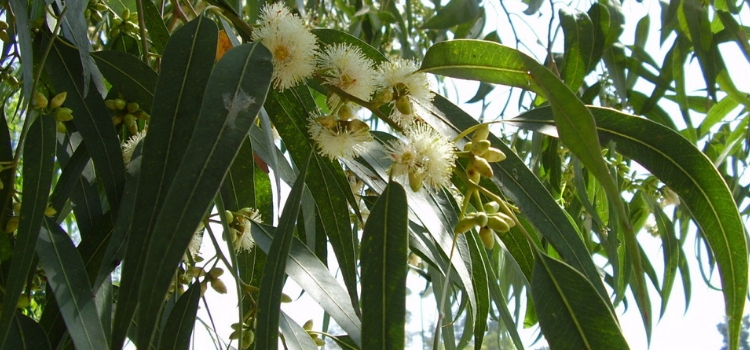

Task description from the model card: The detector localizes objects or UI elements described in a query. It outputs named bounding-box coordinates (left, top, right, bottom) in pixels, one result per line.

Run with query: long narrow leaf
left=0, top=115, right=56, bottom=346
left=361, top=181, right=408, bottom=349
left=136, top=41, right=272, bottom=347
left=255, top=153, right=311, bottom=350
left=158, top=282, right=202, bottom=350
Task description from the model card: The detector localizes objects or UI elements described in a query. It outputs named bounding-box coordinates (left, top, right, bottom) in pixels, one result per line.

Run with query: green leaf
left=279, top=311, right=319, bottom=350
left=141, top=0, right=170, bottom=54
left=158, top=282, right=202, bottom=350
left=716, top=11, right=750, bottom=63
left=136, top=41, right=272, bottom=348
left=312, top=28, right=387, bottom=63
left=463, top=232, right=490, bottom=350
left=421, top=39, right=637, bottom=316
left=255, top=153, right=311, bottom=350
left=37, top=219, right=109, bottom=350
left=360, top=181, right=409, bottom=349
left=0, top=111, right=15, bottom=262
left=421, top=0, right=479, bottom=29
left=682, top=0, right=719, bottom=99
left=264, top=87, right=360, bottom=314
left=42, top=33, right=126, bottom=213
left=251, top=223, right=363, bottom=346
left=0, top=115, right=56, bottom=347
left=511, top=106, right=748, bottom=350
left=532, top=252, right=629, bottom=350
left=112, top=16, right=218, bottom=349
left=6, top=312, right=52, bottom=350
left=8, top=0, right=33, bottom=102
left=92, top=51, right=158, bottom=112
left=559, top=8, right=594, bottom=92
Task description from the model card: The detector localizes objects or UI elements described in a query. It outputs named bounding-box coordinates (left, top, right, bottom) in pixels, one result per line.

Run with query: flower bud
left=91, top=10, right=103, bottom=22
left=134, top=110, right=150, bottom=120
left=483, top=147, right=506, bottom=162
left=466, top=166, right=481, bottom=184
left=471, top=140, right=491, bottom=157
left=483, top=201, right=499, bottom=214
left=112, top=114, right=123, bottom=126
left=372, top=88, right=393, bottom=106
left=0, top=21, right=8, bottom=30
left=208, top=267, right=224, bottom=278
left=395, top=95, right=412, bottom=115
left=55, top=107, right=74, bottom=122
left=315, top=115, right=336, bottom=128
left=454, top=216, right=477, bottom=234
left=479, top=226, right=495, bottom=250
left=474, top=211, right=488, bottom=227
left=0, top=31, right=9, bottom=43
left=492, top=212, right=516, bottom=228
left=408, top=170, right=425, bottom=192
left=470, top=156, right=493, bottom=178
left=45, top=206, right=57, bottom=217
left=5, top=217, right=18, bottom=233
left=34, top=92, right=48, bottom=109
left=463, top=142, right=473, bottom=152
left=346, top=119, right=369, bottom=133
left=487, top=214, right=510, bottom=233
left=114, top=98, right=127, bottom=110
left=303, top=320, right=314, bottom=331
left=281, top=293, right=293, bottom=303
left=471, top=124, right=490, bottom=143
left=50, top=92, right=67, bottom=109
left=210, top=278, right=227, bottom=294
left=187, top=266, right=205, bottom=277
left=337, top=104, right=354, bottom=120
left=225, top=210, right=235, bottom=224
left=126, top=102, right=140, bottom=113
left=56, top=121, right=67, bottom=133
left=121, top=9, right=131, bottom=20
left=242, top=330, right=255, bottom=347
left=105, top=99, right=117, bottom=110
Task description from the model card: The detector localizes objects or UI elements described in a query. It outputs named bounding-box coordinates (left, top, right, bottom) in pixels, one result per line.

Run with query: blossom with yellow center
left=317, top=43, right=377, bottom=108
left=308, top=114, right=373, bottom=160
left=385, top=123, right=456, bottom=191
left=252, top=3, right=318, bottom=90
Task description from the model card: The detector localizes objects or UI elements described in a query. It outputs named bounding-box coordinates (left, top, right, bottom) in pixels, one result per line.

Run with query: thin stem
left=136, top=0, right=149, bottom=63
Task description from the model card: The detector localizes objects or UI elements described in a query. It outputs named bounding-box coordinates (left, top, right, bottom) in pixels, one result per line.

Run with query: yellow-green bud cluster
left=454, top=201, right=516, bottom=250
left=302, top=320, right=326, bottom=346
left=0, top=20, right=10, bottom=44
left=106, top=97, right=149, bottom=135
left=84, top=0, right=108, bottom=23
left=109, top=9, right=141, bottom=38
left=463, top=124, right=506, bottom=183
left=33, top=91, right=72, bottom=133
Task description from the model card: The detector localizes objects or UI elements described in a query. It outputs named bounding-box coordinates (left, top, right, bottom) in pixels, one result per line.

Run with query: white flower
left=308, top=115, right=373, bottom=160
left=122, top=129, right=146, bottom=167
left=232, top=208, right=262, bottom=253
left=384, top=123, right=456, bottom=191
left=374, top=58, right=434, bottom=126
left=183, top=222, right=204, bottom=262
left=252, top=3, right=317, bottom=90
left=318, top=43, right=377, bottom=108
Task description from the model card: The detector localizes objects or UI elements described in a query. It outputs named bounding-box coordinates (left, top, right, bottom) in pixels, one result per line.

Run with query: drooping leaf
left=111, top=16, right=218, bottom=349
left=8, top=0, right=33, bottom=103
left=136, top=41, right=272, bottom=348
left=559, top=8, right=594, bottom=92
left=255, top=153, right=311, bottom=350
left=279, top=311, right=319, bottom=350
left=141, top=0, right=170, bottom=54
left=510, top=106, right=748, bottom=349
left=5, top=312, right=52, bottom=350
left=37, top=218, right=109, bottom=350
left=421, top=0, right=479, bottom=29
left=532, top=252, right=629, bottom=350
left=0, top=115, right=56, bottom=347
left=251, top=223, right=363, bottom=346
left=158, top=282, right=202, bottom=350
left=360, top=181, right=408, bottom=349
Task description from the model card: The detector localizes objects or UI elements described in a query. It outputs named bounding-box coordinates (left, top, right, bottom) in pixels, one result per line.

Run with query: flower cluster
left=227, top=208, right=263, bottom=253
left=375, top=58, right=434, bottom=126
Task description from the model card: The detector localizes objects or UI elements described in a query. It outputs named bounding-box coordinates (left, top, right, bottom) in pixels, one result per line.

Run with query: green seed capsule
left=479, top=226, right=495, bottom=250
left=483, top=147, right=506, bottom=162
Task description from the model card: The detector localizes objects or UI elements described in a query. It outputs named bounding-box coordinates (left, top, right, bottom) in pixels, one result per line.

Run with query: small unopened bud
left=454, top=216, right=476, bottom=234
left=395, top=95, right=412, bottom=115
left=303, top=320, right=314, bottom=331
left=346, top=119, right=369, bottom=133
left=315, top=115, right=336, bottom=128
left=470, top=156, right=493, bottom=178
left=479, top=226, right=495, bottom=250
left=337, top=104, right=354, bottom=121
left=313, top=337, right=325, bottom=346
left=114, top=98, right=127, bottom=110
left=471, top=124, right=490, bottom=143
left=372, top=88, right=393, bottom=106
left=492, top=212, right=516, bottom=228
left=44, top=206, right=57, bottom=217
left=408, top=171, right=425, bottom=192
left=225, top=210, right=235, bottom=224
left=121, top=8, right=131, bottom=20
left=34, top=92, right=48, bottom=109
left=474, top=211, right=488, bottom=227
left=487, top=215, right=510, bottom=233
left=187, top=266, right=204, bottom=277
left=0, top=31, right=9, bottom=43
left=126, top=102, right=140, bottom=113
left=134, top=110, right=150, bottom=120
left=112, top=115, right=123, bottom=126
left=105, top=99, right=117, bottom=110
left=471, top=140, right=491, bottom=157
left=483, top=201, right=499, bottom=214
left=50, top=92, right=67, bottom=109
left=55, top=107, right=74, bottom=122
left=242, top=330, right=255, bottom=347
left=281, top=293, right=293, bottom=303
left=210, top=278, right=227, bottom=294
left=208, top=267, right=224, bottom=278
left=483, top=147, right=506, bottom=162
left=463, top=142, right=473, bottom=152
left=56, top=121, right=68, bottom=133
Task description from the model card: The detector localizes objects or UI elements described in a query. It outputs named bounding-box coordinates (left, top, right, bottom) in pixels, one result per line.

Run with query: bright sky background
left=180, top=0, right=750, bottom=349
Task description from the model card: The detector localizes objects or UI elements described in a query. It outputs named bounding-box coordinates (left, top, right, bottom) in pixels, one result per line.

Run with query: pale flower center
left=274, top=45, right=290, bottom=61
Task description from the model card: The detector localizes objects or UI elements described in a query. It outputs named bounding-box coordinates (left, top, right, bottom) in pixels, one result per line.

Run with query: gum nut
left=487, top=215, right=510, bottom=233
left=483, top=147, right=506, bottom=162
left=471, top=140, right=491, bottom=157
left=479, top=226, right=495, bottom=250
left=483, top=201, right=499, bottom=214
left=471, top=123, right=490, bottom=143
left=114, top=98, right=127, bottom=110
left=126, top=102, right=140, bottom=113
left=454, top=216, right=477, bottom=234
left=395, top=95, right=412, bottom=115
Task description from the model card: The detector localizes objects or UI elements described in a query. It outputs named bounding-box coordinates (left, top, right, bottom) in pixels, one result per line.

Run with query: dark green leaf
left=5, top=312, right=51, bottom=350
left=8, top=0, right=33, bottom=102
left=0, top=115, right=56, bottom=347
left=511, top=106, right=748, bottom=350
left=112, top=16, right=218, bottom=349
left=158, top=282, right=202, bottom=350
left=279, top=311, right=319, bottom=350
left=716, top=11, right=750, bottom=63
left=0, top=111, right=14, bottom=261
left=559, top=8, right=594, bottom=92
left=142, top=0, right=170, bottom=54
left=421, top=0, right=479, bottom=29
left=136, top=41, right=272, bottom=348
left=255, top=153, right=311, bottom=350
left=361, top=181, right=408, bottom=349
left=251, top=223, right=363, bottom=346
left=465, top=82, right=493, bottom=104
left=92, top=51, right=158, bottom=112
left=682, top=0, right=719, bottom=99
left=464, top=232, right=490, bottom=350
left=37, top=219, right=108, bottom=350
left=532, top=253, right=629, bottom=350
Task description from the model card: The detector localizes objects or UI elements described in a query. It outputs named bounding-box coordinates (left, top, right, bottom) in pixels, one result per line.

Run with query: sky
left=180, top=0, right=750, bottom=349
